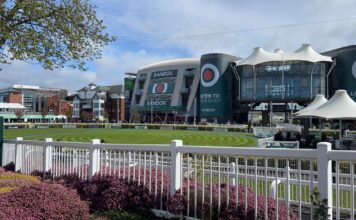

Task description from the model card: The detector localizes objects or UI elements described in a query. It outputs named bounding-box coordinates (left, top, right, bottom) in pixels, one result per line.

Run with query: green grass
left=4, top=128, right=257, bottom=147
left=91, top=210, right=159, bottom=220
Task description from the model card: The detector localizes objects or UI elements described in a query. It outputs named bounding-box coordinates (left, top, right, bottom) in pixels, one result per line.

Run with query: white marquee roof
left=301, top=90, right=356, bottom=119
left=295, top=94, right=328, bottom=117
left=0, top=103, right=26, bottom=109
left=235, top=44, right=332, bottom=66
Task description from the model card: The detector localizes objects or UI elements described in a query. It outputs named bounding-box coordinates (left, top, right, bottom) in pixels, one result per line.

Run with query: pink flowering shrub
left=0, top=183, right=89, bottom=220
left=167, top=183, right=298, bottom=220
left=3, top=162, right=15, bottom=172
left=0, top=206, right=35, bottom=220
left=52, top=167, right=298, bottom=220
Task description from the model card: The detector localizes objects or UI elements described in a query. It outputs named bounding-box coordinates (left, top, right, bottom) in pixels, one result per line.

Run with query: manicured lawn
left=4, top=128, right=257, bottom=147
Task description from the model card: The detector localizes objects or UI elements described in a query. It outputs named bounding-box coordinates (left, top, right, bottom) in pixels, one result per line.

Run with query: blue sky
left=1, top=0, right=356, bottom=93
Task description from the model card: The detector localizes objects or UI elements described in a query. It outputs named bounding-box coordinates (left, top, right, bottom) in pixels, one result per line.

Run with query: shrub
left=168, top=183, right=297, bottom=220
left=30, top=169, right=53, bottom=179
left=3, top=162, right=15, bottom=172
left=0, top=183, right=89, bottom=220
left=0, top=171, right=40, bottom=193
left=0, top=206, right=35, bottom=220
left=97, top=179, right=152, bottom=211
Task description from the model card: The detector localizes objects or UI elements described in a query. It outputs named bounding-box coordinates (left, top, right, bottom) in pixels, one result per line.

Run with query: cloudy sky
left=1, top=0, right=356, bottom=93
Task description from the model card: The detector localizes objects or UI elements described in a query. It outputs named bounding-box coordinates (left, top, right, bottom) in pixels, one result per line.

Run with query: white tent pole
left=339, top=119, right=342, bottom=139
left=319, top=118, right=322, bottom=139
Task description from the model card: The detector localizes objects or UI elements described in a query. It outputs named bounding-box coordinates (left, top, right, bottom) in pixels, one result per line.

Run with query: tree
left=81, top=110, right=92, bottom=122
left=40, top=107, right=48, bottom=122
left=64, top=107, right=73, bottom=122
left=0, top=0, right=116, bottom=70
left=13, top=108, right=25, bottom=121
left=130, top=108, right=141, bottom=123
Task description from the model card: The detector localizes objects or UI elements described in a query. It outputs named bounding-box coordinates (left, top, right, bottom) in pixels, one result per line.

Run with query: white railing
left=253, top=127, right=276, bottom=138
left=2, top=138, right=356, bottom=220
left=258, top=136, right=274, bottom=148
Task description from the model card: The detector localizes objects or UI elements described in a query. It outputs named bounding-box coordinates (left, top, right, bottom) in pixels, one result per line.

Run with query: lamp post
left=150, top=98, right=153, bottom=124
left=193, top=97, right=196, bottom=125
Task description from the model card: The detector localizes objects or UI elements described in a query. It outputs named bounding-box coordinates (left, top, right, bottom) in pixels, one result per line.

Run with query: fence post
left=89, top=139, right=101, bottom=178
left=43, top=138, right=53, bottom=172
left=229, top=162, right=236, bottom=186
left=317, top=142, right=333, bottom=219
left=15, top=137, right=23, bottom=171
left=0, top=117, right=3, bottom=166
left=170, top=140, right=183, bottom=195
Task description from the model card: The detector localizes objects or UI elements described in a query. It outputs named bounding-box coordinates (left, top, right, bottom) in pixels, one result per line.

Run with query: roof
left=295, top=94, right=328, bottom=117
left=138, top=58, right=200, bottom=72
left=322, top=45, right=356, bottom=57
left=94, top=93, right=106, bottom=99
left=235, top=44, right=332, bottom=66
left=300, top=90, right=356, bottom=119
left=108, top=85, right=123, bottom=93
left=0, top=103, right=25, bottom=109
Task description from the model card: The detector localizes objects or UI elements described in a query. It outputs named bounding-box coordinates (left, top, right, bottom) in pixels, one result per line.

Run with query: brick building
left=72, top=83, right=125, bottom=122
left=0, top=84, right=71, bottom=116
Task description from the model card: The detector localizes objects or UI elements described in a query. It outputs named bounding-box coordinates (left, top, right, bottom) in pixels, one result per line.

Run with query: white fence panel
left=3, top=138, right=356, bottom=219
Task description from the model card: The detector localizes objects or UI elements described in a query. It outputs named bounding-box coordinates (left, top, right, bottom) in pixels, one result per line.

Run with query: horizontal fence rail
left=2, top=138, right=356, bottom=220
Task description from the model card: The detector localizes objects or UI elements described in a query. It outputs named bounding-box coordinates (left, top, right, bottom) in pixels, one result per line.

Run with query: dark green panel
left=147, top=82, right=175, bottom=94
left=199, top=54, right=236, bottom=122
left=0, top=117, right=3, bottom=166
left=333, top=49, right=356, bottom=101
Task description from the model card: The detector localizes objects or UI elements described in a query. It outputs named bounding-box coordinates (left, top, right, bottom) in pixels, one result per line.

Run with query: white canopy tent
left=296, top=90, right=356, bottom=145
left=294, top=94, right=328, bottom=117
left=303, top=90, right=356, bottom=119
left=234, top=44, right=332, bottom=66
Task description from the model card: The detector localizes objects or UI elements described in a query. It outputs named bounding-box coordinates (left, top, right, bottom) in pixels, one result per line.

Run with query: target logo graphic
left=201, top=63, right=219, bottom=87
left=352, top=60, right=356, bottom=79
left=152, top=83, right=167, bottom=94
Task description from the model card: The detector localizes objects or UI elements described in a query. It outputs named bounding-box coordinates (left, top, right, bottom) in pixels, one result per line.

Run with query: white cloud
left=109, top=0, right=356, bottom=56
left=0, top=50, right=173, bottom=93
left=2, top=0, right=356, bottom=92
left=0, top=61, right=97, bottom=93
left=93, top=49, right=175, bottom=86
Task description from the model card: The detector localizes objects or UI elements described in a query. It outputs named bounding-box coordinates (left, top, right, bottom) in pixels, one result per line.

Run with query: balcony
left=138, top=74, right=147, bottom=81
left=180, top=88, right=190, bottom=94
left=135, top=89, right=143, bottom=96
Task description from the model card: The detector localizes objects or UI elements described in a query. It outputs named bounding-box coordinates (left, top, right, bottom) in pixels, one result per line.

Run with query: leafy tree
left=130, top=108, right=141, bottom=123
left=64, top=107, right=73, bottom=122
left=0, top=0, right=116, bottom=70
left=81, top=110, right=92, bottom=122
left=13, top=108, right=25, bottom=121
left=40, top=107, right=48, bottom=122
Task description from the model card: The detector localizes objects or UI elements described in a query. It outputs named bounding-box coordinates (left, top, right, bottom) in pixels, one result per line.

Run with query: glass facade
left=238, top=61, right=328, bottom=101
left=23, top=92, right=34, bottom=110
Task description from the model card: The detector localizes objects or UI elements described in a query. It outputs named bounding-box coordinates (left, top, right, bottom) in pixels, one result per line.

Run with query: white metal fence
left=2, top=138, right=356, bottom=220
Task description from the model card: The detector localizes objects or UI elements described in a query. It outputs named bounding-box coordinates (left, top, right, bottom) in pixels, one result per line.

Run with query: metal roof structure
left=235, top=44, right=332, bottom=66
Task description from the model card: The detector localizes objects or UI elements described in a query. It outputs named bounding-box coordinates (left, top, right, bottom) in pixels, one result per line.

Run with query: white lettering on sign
left=202, top=108, right=215, bottom=112
left=265, top=65, right=291, bottom=72
left=200, top=93, right=221, bottom=98
left=152, top=70, right=175, bottom=78
left=147, top=100, right=167, bottom=106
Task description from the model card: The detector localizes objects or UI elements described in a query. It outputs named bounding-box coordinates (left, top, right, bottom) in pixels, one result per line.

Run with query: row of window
left=0, top=108, right=24, bottom=113
left=237, top=62, right=328, bottom=77
left=240, top=75, right=325, bottom=100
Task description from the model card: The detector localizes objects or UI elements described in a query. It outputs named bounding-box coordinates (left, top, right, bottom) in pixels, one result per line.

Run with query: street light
left=193, top=97, right=196, bottom=125
left=150, top=97, right=153, bottom=124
